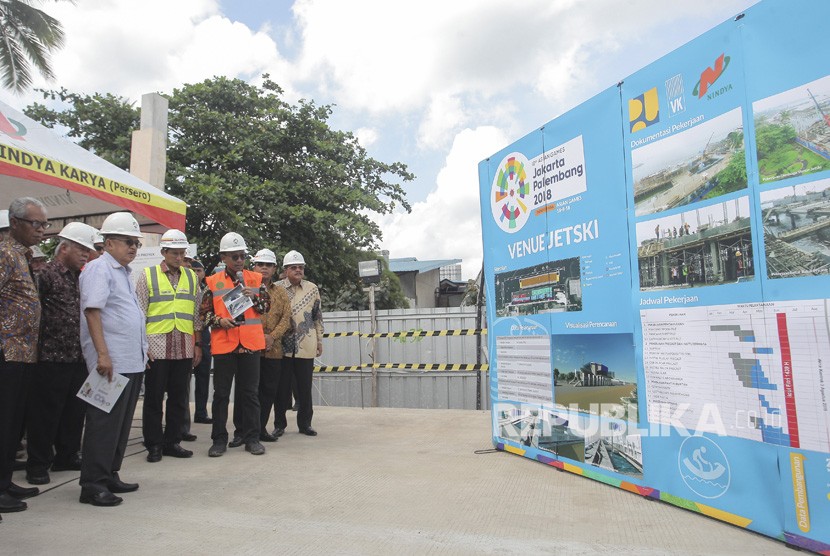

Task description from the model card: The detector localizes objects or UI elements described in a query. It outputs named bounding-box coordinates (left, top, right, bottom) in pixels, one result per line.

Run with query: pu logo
left=0, top=111, right=26, bottom=140
left=693, top=53, right=731, bottom=98
left=629, top=87, right=660, bottom=133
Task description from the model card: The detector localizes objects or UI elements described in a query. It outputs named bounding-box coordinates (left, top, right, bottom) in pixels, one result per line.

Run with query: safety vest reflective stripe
left=206, top=270, right=265, bottom=354
left=146, top=312, right=196, bottom=323
left=145, top=266, right=197, bottom=335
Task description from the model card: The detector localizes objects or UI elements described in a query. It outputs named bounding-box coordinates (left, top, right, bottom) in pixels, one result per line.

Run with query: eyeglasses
left=226, top=253, right=246, bottom=261
left=285, top=265, right=304, bottom=271
left=111, top=237, right=142, bottom=249
left=15, top=217, right=51, bottom=230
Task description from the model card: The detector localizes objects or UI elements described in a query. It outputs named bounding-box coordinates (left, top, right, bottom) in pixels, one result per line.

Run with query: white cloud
left=0, top=0, right=292, bottom=106
left=417, top=93, right=465, bottom=150
left=354, top=127, right=379, bottom=148
left=376, top=126, right=508, bottom=279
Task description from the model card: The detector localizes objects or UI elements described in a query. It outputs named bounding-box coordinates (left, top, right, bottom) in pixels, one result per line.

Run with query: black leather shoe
left=245, top=441, right=266, bottom=455
left=7, top=483, right=39, bottom=500
left=259, top=431, right=278, bottom=442
left=26, top=471, right=50, bottom=485
left=272, top=428, right=285, bottom=438
left=52, top=457, right=82, bottom=472
left=0, top=492, right=27, bottom=512
left=228, top=435, right=244, bottom=448
left=107, top=473, right=139, bottom=494
left=181, top=432, right=197, bottom=442
left=193, top=416, right=213, bottom=424
left=208, top=442, right=226, bottom=457
left=146, top=445, right=162, bottom=463
left=79, top=489, right=122, bottom=507
left=299, top=427, right=318, bottom=436
left=162, top=443, right=193, bottom=458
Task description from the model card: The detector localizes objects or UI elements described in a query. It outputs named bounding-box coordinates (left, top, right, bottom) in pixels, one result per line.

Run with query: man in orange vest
left=200, top=232, right=269, bottom=457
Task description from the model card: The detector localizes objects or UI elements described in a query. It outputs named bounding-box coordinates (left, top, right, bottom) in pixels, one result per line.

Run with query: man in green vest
left=135, top=229, right=203, bottom=462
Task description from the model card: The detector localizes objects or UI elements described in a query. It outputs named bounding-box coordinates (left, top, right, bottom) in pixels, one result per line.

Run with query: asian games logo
left=491, top=153, right=531, bottom=233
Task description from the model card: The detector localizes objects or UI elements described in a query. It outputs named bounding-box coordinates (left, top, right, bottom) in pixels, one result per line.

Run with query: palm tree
left=0, top=0, right=68, bottom=93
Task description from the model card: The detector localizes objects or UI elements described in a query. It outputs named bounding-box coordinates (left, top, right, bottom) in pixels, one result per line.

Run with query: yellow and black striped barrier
left=322, top=328, right=486, bottom=339
left=314, top=363, right=489, bottom=373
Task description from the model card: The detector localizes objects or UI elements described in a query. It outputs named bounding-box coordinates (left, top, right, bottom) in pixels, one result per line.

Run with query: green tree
left=0, top=0, right=68, bottom=93
left=26, top=76, right=414, bottom=302
left=166, top=76, right=413, bottom=299
left=717, top=150, right=747, bottom=190
left=323, top=255, right=409, bottom=311
left=755, top=121, right=796, bottom=160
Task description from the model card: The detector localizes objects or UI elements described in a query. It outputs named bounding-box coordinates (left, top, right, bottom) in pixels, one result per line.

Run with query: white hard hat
left=31, top=245, right=46, bottom=259
left=160, top=229, right=189, bottom=249
left=253, top=248, right=277, bottom=264
left=0, top=209, right=8, bottom=230
left=283, top=250, right=306, bottom=267
left=100, top=212, right=143, bottom=238
left=185, top=243, right=197, bottom=260
left=219, top=232, right=247, bottom=252
left=93, top=230, right=104, bottom=245
left=58, top=222, right=98, bottom=250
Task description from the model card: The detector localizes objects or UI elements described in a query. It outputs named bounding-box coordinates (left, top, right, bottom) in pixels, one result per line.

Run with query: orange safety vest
left=206, top=269, right=265, bottom=354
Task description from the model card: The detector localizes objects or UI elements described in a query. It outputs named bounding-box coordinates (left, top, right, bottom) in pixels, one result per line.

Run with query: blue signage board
left=480, top=1, right=830, bottom=550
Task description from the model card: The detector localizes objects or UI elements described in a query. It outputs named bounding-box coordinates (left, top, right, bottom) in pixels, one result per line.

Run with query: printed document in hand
left=222, top=284, right=253, bottom=319
left=77, top=371, right=128, bottom=413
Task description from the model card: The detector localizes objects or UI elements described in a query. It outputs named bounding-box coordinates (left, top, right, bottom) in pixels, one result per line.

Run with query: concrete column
left=130, top=93, right=168, bottom=190
left=709, top=240, right=721, bottom=281
left=659, top=253, right=670, bottom=286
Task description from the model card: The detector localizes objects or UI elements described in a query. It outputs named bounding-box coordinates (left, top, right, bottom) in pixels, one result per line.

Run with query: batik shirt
left=276, top=278, right=323, bottom=359
left=0, top=237, right=41, bottom=363
left=38, top=258, right=82, bottom=363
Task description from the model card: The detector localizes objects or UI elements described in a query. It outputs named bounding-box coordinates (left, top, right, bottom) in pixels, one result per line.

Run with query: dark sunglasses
left=14, top=217, right=51, bottom=230
left=226, top=253, right=246, bottom=261
left=111, top=237, right=142, bottom=249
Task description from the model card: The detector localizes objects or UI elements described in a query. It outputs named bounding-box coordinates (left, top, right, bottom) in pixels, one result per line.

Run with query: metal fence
left=313, top=307, right=490, bottom=410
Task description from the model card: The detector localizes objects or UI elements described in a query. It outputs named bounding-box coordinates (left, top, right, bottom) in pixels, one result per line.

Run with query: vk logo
left=665, top=74, right=686, bottom=117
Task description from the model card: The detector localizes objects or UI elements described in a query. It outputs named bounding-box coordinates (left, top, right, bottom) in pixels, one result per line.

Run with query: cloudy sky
left=0, top=0, right=758, bottom=278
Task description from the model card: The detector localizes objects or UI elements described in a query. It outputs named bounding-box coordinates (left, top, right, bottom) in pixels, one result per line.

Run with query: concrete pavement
left=5, top=406, right=790, bottom=555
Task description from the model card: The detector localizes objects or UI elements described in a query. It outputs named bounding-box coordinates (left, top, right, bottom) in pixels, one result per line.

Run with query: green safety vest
left=144, top=265, right=198, bottom=335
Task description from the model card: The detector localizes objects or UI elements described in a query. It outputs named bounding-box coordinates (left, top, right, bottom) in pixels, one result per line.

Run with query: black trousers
left=142, top=358, right=192, bottom=447
left=193, top=328, right=212, bottom=420
left=258, top=357, right=281, bottom=434
left=276, top=357, right=313, bottom=431
left=79, top=371, right=143, bottom=491
left=211, top=353, right=260, bottom=444
left=0, top=359, right=30, bottom=493
left=26, top=361, right=87, bottom=474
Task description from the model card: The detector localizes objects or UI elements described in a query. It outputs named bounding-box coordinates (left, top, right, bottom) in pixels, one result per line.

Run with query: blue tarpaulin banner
left=480, top=0, right=830, bottom=550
